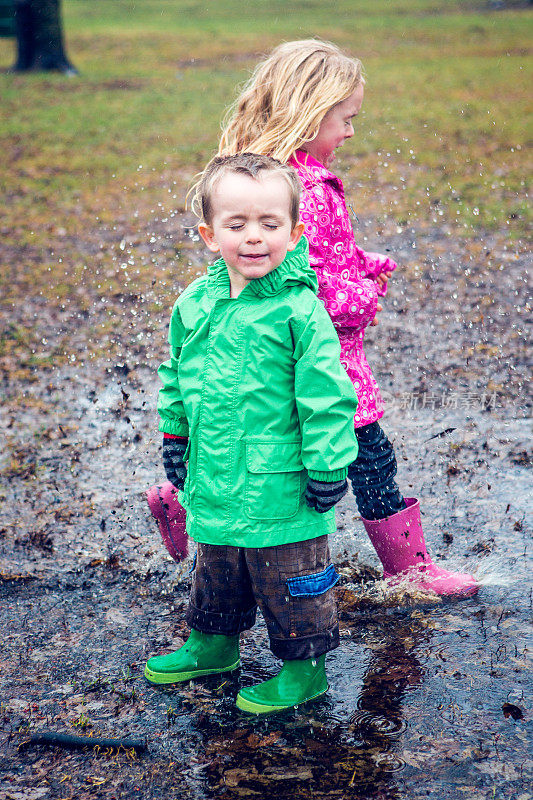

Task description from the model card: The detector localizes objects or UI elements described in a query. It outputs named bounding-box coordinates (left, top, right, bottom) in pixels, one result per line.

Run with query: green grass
left=0, top=1, right=531, bottom=268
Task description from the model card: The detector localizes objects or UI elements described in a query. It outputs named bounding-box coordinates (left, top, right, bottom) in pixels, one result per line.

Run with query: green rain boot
left=236, top=654, right=328, bottom=714
left=144, top=628, right=240, bottom=685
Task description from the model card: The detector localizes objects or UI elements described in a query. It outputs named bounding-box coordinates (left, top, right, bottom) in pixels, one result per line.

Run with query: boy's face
left=198, top=171, right=304, bottom=297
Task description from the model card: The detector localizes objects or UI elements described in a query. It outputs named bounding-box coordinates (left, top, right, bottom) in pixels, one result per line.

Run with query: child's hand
left=360, top=250, right=398, bottom=280
left=375, top=270, right=393, bottom=289
left=370, top=303, right=383, bottom=326
left=163, top=437, right=188, bottom=490
left=305, top=478, right=348, bottom=513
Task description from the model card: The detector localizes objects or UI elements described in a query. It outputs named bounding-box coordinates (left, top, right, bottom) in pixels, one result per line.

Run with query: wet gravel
left=0, top=217, right=531, bottom=799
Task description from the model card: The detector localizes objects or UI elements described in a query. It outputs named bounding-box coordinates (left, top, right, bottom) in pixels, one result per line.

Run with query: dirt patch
left=0, top=212, right=531, bottom=798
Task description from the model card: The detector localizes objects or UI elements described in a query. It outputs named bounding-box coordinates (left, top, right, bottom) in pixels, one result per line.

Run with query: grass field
left=0, top=0, right=531, bottom=369
left=1, top=0, right=531, bottom=236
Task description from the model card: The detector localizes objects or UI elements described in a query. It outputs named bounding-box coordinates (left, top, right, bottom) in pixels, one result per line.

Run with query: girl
left=148, top=40, right=477, bottom=598
left=214, top=39, right=477, bottom=598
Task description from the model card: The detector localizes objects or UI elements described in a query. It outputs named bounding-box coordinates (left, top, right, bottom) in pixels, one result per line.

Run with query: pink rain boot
left=362, top=498, right=478, bottom=597
left=146, top=481, right=188, bottom=563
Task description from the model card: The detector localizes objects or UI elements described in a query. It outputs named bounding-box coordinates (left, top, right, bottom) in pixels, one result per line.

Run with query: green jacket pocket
left=245, top=439, right=304, bottom=520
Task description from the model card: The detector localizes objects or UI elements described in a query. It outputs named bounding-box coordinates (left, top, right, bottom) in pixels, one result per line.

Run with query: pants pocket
left=286, top=563, right=340, bottom=598
left=286, top=562, right=340, bottom=639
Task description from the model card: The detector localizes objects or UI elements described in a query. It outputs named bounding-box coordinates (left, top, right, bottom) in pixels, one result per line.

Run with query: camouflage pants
left=186, top=535, right=340, bottom=660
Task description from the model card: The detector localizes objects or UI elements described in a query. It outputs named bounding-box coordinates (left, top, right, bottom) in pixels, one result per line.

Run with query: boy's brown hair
left=192, top=152, right=301, bottom=227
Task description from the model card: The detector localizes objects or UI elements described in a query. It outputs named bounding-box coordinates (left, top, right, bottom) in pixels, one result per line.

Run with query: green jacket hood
left=207, top=236, right=318, bottom=298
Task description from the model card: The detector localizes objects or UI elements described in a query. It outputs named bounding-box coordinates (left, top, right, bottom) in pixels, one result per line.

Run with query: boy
left=144, top=153, right=359, bottom=714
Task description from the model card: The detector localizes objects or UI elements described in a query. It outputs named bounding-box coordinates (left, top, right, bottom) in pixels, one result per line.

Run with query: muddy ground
left=0, top=212, right=531, bottom=799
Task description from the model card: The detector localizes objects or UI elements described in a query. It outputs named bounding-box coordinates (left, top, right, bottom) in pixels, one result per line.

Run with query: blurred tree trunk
left=13, top=0, right=77, bottom=73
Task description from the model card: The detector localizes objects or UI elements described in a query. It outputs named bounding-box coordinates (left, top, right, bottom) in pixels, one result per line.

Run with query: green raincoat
left=158, top=237, right=359, bottom=548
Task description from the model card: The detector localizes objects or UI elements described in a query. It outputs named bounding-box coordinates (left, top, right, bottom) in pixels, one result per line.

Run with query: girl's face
left=198, top=170, right=304, bottom=298
left=302, top=83, right=365, bottom=169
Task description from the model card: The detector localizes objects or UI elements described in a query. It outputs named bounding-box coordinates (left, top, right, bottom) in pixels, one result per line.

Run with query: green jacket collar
left=207, top=236, right=318, bottom=300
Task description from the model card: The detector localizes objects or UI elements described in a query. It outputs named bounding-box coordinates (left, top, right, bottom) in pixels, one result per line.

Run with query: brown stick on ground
left=19, top=731, right=148, bottom=753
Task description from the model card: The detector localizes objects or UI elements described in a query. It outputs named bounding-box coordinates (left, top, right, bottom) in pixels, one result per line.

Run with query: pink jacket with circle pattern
left=289, top=150, right=397, bottom=428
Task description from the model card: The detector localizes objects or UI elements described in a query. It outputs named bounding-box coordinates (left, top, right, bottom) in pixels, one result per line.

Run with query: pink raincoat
left=289, top=150, right=397, bottom=428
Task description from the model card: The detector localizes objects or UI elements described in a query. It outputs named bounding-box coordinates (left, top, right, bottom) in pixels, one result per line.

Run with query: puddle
left=0, top=222, right=531, bottom=798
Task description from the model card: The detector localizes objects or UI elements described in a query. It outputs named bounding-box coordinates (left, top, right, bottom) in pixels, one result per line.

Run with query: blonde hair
left=192, top=152, right=301, bottom=226
left=218, top=39, right=364, bottom=163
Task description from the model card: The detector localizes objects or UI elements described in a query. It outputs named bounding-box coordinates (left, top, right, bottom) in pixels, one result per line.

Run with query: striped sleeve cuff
left=307, top=467, right=348, bottom=482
